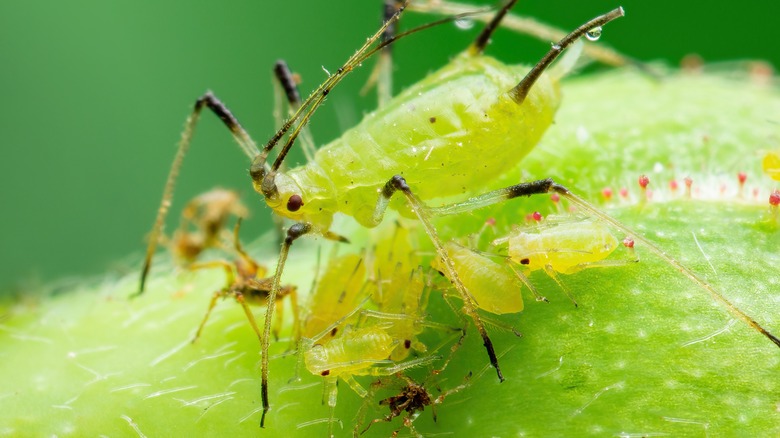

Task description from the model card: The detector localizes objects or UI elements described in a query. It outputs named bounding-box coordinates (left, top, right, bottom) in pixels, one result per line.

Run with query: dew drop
left=585, top=26, right=602, bottom=41
left=454, top=18, right=474, bottom=30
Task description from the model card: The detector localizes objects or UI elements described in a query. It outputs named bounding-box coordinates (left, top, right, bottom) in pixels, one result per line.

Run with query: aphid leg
left=506, top=262, right=548, bottom=303
left=433, top=321, right=468, bottom=375
left=477, top=314, right=523, bottom=338
left=234, top=291, right=265, bottom=344
left=321, top=375, right=339, bottom=438
left=187, top=260, right=235, bottom=343
left=192, top=290, right=225, bottom=344
left=542, top=264, right=579, bottom=307
left=509, top=7, right=625, bottom=104
left=341, top=373, right=369, bottom=398
left=378, top=175, right=504, bottom=382
left=261, top=222, right=314, bottom=427
left=231, top=218, right=266, bottom=277
left=136, top=92, right=260, bottom=297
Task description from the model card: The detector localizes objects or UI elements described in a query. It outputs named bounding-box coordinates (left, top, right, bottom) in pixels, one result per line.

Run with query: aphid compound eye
left=287, top=194, right=304, bottom=212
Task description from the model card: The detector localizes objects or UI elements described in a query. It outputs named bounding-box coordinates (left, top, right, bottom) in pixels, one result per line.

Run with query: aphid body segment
left=500, top=219, right=621, bottom=274
left=263, top=54, right=560, bottom=230
left=365, top=223, right=432, bottom=360
left=300, top=253, right=367, bottom=341
left=432, top=241, right=524, bottom=315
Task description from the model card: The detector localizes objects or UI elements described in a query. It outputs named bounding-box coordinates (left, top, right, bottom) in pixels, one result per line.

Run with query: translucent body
left=432, top=241, right=524, bottom=315
left=304, top=325, right=396, bottom=378
left=503, top=219, right=619, bottom=274
left=366, top=223, right=436, bottom=360
left=267, top=54, right=560, bottom=229
left=300, top=253, right=366, bottom=340
left=171, top=188, right=247, bottom=263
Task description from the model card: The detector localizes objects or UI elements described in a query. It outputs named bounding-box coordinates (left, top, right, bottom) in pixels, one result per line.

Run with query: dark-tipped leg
left=260, top=222, right=312, bottom=428
left=135, top=92, right=259, bottom=297
left=378, top=175, right=503, bottom=381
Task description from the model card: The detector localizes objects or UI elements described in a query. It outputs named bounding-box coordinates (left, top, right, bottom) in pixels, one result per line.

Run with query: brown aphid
left=171, top=188, right=248, bottom=264
left=190, top=218, right=299, bottom=344
left=360, top=373, right=470, bottom=437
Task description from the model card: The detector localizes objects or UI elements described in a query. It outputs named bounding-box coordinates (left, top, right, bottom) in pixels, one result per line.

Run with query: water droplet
left=454, top=18, right=474, bottom=30
left=585, top=26, right=602, bottom=41
left=551, top=43, right=561, bottom=51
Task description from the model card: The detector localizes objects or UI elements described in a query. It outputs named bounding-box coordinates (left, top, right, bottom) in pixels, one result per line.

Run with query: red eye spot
left=321, top=370, right=330, bottom=376
left=287, top=194, right=304, bottom=212
left=520, top=258, right=530, bottom=265
left=404, top=339, right=412, bottom=349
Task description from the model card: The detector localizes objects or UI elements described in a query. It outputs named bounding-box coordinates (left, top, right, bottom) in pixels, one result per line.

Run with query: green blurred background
left=1, top=0, right=778, bottom=291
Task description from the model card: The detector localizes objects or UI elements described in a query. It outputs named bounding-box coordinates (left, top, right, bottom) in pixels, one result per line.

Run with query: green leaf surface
left=2, top=70, right=779, bottom=437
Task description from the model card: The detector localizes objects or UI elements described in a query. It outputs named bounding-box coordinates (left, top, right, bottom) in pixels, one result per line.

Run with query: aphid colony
left=158, top=187, right=645, bottom=435
left=136, top=0, right=780, bottom=434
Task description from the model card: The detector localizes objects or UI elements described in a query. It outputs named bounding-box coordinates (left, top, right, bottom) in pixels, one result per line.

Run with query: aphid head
left=260, top=171, right=308, bottom=219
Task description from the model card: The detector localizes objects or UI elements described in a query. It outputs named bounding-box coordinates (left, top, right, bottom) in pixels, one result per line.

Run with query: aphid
left=168, top=188, right=248, bottom=264
left=431, top=241, right=526, bottom=315
left=189, top=218, right=299, bottom=345
left=357, top=372, right=471, bottom=437
left=492, top=216, right=639, bottom=306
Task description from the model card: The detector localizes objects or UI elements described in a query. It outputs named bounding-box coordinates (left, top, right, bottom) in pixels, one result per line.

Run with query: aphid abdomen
left=301, top=253, right=367, bottom=340
left=300, top=55, right=560, bottom=227
left=304, top=326, right=396, bottom=377
left=509, top=221, right=618, bottom=273
left=433, top=242, right=524, bottom=315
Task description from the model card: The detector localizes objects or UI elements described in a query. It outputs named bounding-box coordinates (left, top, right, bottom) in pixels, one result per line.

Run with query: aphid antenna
left=272, top=60, right=317, bottom=162
left=509, top=7, right=625, bottom=104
